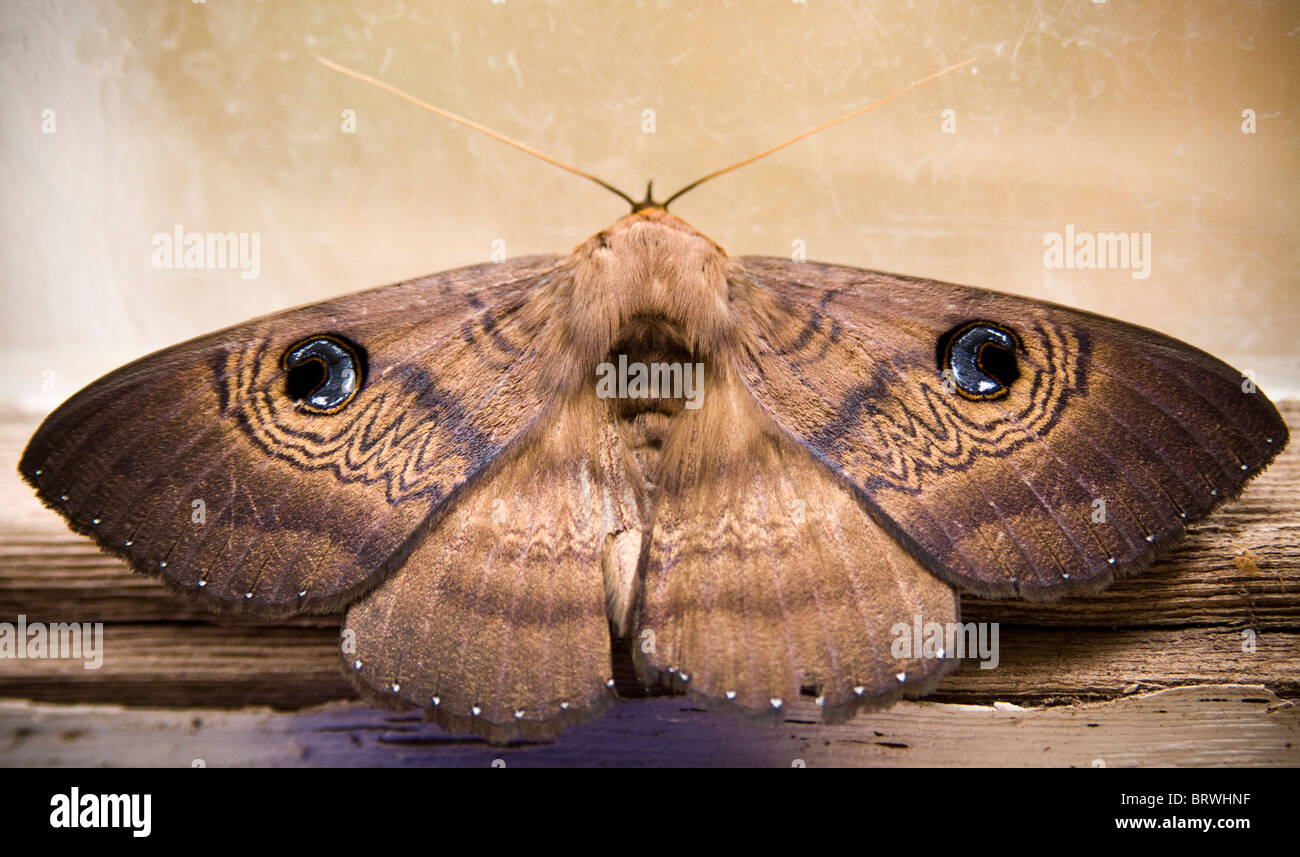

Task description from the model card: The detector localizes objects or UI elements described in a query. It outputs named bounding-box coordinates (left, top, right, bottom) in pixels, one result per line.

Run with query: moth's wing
left=633, top=379, right=958, bottom=719
left=732, top=256, right=1289, bottom=599
left=20, top=256, right=565, bottom=615
left=342, top=396, right=644, bottom=743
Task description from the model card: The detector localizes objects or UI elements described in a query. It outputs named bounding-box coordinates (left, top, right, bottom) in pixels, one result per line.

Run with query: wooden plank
left=2, top=685, right=1295, bottom=767
left=0, top=623, right=1295, bottom=709
left=0, top=403, right=1297, bottom=764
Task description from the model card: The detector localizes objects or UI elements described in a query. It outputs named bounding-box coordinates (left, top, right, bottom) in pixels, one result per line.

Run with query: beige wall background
left=2, top=0, right=1297, bottom=418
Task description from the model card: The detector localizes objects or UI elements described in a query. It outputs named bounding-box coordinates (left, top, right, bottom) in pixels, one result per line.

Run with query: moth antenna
left=661, top=57, right=977, bottom=209
left=315, top=55, right=638, bottom=209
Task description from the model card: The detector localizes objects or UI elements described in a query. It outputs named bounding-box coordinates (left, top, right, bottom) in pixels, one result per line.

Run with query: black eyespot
left=284, top=355, right=325, bottom=402
left=936, top=321, right=1022, bottom=400
left=282, top=335, right=365, bottom=414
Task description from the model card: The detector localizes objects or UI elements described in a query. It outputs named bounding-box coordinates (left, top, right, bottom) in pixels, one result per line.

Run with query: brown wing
left=342, top=395, right=643, bottom=742
left=19, top=256, right=565, bottom=615
left=732, top=256, right=1288, bottom=599
left=633, top=374, right=959, bottom=719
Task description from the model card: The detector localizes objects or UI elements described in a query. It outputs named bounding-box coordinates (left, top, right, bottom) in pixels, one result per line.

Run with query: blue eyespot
left=938, top=321, right=1022, bottom=400
left=282, top=335, right=364, bottom=414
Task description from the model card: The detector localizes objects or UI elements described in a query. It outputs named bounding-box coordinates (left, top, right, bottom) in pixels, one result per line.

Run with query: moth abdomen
left=597, top=314, right=709, bottom=477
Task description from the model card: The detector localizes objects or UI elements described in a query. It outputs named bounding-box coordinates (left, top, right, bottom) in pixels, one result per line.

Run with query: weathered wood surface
left=1, top=403, right=1297, bottom=766
left=2, top=685, right=1294, bottom=767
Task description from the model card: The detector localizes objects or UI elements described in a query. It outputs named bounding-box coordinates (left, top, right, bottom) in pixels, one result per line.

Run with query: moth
left=20, top=59, right=1288, bottom=743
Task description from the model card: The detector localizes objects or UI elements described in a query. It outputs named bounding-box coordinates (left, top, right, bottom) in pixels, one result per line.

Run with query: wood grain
left=2, top=685, right=1293, bottom=767
left=1, top=403, right=1297, bottom=764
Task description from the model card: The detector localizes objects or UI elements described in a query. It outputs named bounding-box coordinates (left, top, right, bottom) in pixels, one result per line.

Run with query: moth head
left=937, top=321, right=1023, bottom=400
left=630, top=180, right=666, bottom=213
left=282, top=334, right=366, bottom=414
